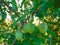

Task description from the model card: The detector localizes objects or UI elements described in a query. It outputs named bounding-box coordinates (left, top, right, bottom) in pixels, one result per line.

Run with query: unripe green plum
left=22, top=23, right=37, bottom=34
left=37, top=23, right=48, bottom=34
left=15, top=31, right=23, bottom=40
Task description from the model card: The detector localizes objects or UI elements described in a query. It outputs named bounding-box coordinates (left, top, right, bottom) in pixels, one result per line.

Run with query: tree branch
left=3, top=1, right=19, bottom=17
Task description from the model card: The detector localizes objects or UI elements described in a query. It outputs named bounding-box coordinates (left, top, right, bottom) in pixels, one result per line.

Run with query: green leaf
left=0, top=12, right=6, bottom=23
left=21, top=0, right=25, bottom=7
left=11, top=14, right=17, bottom=21
left=30, top=1, right=40, bottom=14
left=36, top=0, right=53, bottom=18
left=23, top=38, right=30, bottom=45
left=11, top=14, right=26, bottom=27
left=47, top=29, right=56, bottom=37
left=54, top=0, right=60, bottom=8
left=33, top=37, right=45, bottom=45
left=57, top=37, right=60, bottom=41
left=11, top=0, right=18, bottom=11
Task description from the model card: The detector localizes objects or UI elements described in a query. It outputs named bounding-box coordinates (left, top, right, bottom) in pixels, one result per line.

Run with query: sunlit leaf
left=11, top=0, right=18, bottom=11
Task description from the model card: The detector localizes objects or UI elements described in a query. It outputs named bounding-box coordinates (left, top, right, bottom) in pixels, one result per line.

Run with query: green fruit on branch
left=22, top=23, right=37, bottom=34
left=37, top=23, right=48, bottom=34
left=15, top=31, right=23, bottom=40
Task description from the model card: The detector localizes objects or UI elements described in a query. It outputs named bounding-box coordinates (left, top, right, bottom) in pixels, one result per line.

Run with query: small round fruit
left=22, top=23, right=37, bottom=34
left=37, top=23, right=48, bottom=33
left=15, top=31, right=23, bottom=40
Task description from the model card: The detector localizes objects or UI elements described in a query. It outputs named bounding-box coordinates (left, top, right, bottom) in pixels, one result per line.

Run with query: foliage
left=0, top=0, right=60, bottom=45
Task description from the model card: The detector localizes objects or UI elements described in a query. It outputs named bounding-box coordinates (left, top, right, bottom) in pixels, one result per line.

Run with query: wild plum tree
left=0, top=0, right=60, bottom=45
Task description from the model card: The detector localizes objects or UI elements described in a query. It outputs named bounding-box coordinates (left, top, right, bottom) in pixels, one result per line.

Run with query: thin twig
left=3, top=1, right=19, bottom=17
